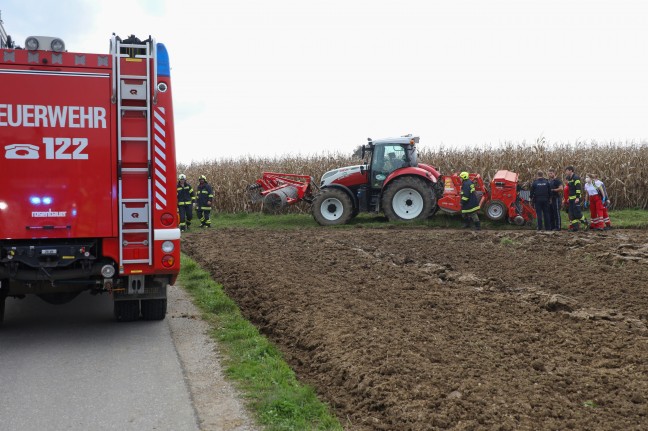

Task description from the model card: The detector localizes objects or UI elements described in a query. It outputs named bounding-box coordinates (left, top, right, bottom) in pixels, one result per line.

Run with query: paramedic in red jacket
left=592, top=174, right=612, bottom=229
left=583, top=175, right=605, bottom=230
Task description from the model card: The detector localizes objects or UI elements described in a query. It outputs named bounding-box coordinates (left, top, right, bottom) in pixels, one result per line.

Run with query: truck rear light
left=160, top=213, right=175, bottom=226
left=161, top=241, right=174, bottom=253
left=162, top=255, right=174, bottom=267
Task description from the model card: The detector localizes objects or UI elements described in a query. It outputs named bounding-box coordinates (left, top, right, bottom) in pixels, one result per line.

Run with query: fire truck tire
left=383, top=177, right=436, bottom=222
left=0, top=279, right=7, bottom=324
left=38, top=292, right=81, bottom=305
left=141, top=299, right=167, bottom=321
left=114, top=300, right=140, bottom=322
left=312, top=188, right=354, bottom=226
left=0, top=296, right=5, bottom=324
left=484, top=200, right=507, bottom=221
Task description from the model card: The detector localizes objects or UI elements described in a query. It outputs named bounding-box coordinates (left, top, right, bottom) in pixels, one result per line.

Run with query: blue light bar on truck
left=157, top=43, right=170, bottom=77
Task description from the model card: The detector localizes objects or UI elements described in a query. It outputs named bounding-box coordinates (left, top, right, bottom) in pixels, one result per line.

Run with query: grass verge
left=178, top=254, right=343, bottom=431
left=210, top=209, right=648, bottom=230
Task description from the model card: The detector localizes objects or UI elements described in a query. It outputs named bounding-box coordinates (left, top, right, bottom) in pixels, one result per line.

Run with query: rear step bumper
left=0, top=262, right=105, bottom=281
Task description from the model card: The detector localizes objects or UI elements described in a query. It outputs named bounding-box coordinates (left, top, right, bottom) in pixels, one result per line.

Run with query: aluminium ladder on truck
left=0, top=12, right=12, bottom=49
left=111, top=36, right=158, bottom=274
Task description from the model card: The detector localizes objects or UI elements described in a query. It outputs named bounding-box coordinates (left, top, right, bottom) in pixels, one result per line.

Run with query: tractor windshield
left=371, top=144, right=408, bottom=187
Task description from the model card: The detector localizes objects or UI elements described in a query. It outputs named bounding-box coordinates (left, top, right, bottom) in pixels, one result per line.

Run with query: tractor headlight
left=50, top=38, right=65, bottom=52
left=161, top=241, right=174, bottom=253
left=25, top=36, right=39, bottom=51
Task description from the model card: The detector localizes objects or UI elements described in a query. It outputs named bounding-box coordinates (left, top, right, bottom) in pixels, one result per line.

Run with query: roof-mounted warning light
left=25, top=35, right=65, bottom=52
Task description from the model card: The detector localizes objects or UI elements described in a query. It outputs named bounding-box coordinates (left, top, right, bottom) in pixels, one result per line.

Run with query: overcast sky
left=2, top=0, right=647, bottom=164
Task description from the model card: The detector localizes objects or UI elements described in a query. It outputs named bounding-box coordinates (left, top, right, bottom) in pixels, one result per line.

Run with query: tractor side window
left=383, top=146, right=407, bottom=173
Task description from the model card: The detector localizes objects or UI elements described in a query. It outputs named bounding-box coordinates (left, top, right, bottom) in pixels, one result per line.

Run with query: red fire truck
left=0, top=20, right=180, bottom=323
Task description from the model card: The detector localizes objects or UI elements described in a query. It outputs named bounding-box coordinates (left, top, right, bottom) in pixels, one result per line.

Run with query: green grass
left=178, top=254, right=343, bottom=431
left=607, top=208, right=648, bottom=229
left=212, top=211, right=526, bottom=230
left=210, top=209, right=648, bottom=230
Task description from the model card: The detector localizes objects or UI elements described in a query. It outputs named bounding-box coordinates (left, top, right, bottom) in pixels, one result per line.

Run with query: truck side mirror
left=360, top=165, right=365, bottom=175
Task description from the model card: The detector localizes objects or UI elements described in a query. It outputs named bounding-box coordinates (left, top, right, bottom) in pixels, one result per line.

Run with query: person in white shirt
left=583, top=175, right=605, bottom=230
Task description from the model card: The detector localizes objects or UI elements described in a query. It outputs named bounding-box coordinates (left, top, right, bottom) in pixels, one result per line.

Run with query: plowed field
left=182, top=227, right=648, bottom=431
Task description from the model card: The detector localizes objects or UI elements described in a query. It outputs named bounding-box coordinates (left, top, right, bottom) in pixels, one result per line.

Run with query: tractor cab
left=363, top=135, right=419, bottom=189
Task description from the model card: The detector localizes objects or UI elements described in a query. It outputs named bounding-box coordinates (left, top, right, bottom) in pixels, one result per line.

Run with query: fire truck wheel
left=484, top=200, right=507, bottom=221
left=382, top=177, right=436, bottom=222
left=141, top=299, right=167, bottom=321
left=312, top=188, right=354, bottom=226
left=0, top=296, right=5, bottom=324
left=114, top=300, right=140, bottom=322
left=37, top=292, right=81, bottom=305
left=0, top=279, right=7, bottom=324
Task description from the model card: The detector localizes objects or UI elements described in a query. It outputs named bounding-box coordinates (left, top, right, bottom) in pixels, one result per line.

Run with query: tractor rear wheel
left=485, top=200, right=507, bottom=221
left=312, top=188, right=354, bottom=226
left=382, top=177, right=436, bottom=222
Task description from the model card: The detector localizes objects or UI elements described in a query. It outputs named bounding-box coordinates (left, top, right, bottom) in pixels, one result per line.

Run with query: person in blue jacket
left=195, top=175, right=214, bottom=228
left=530, top=171, right=552, bottom=231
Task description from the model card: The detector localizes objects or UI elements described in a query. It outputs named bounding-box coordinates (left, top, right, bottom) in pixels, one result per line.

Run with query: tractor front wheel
left=312, top=188, right=354, bottom=226
left=382, top=177, right=436, bottom=222
left=484, top=200, right=507, bottom=221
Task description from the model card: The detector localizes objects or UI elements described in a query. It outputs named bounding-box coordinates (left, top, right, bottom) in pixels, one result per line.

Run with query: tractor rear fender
left=384, top=167, right=437, bottom=190
left=416, top=163, right=442, bottom=180
left=320, top=184, right=358, bottom=210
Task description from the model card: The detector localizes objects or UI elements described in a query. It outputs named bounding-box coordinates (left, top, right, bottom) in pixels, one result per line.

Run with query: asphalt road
left=0, top=292, right=200, bottom=431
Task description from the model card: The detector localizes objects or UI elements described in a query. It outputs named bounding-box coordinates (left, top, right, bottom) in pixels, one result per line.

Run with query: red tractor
left=310, top=135, right=444, bottom=225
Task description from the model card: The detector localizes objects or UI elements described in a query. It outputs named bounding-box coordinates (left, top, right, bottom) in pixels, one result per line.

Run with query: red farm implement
left=248, top=172, right=315, bottom=213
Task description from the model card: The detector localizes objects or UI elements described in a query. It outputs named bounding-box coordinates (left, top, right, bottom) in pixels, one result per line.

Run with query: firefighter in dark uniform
left=547, top=168, right=563, bottom=231
left=177, top=174, right=195, bottom=232
left=460, top=171, right=481, bottom=230
left=564, top=165, right=589, bottom=231
left=530, top=171, right=552, bottom=231
left=196, top=175, right=214, bottom=228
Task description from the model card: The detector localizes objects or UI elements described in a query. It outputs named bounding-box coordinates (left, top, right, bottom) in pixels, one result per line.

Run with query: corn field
left=178, top=142, right=648, bottom=213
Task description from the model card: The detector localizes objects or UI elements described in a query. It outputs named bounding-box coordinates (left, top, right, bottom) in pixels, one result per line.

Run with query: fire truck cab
left=0, top=20, right=180, bottom=323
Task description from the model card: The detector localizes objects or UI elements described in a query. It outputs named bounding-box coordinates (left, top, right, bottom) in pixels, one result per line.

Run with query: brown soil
left=182, top=227, right=648, bottom=431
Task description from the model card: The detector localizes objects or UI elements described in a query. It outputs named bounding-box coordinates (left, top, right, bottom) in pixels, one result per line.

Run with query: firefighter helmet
left=178, top=174, right=186, bottom=181
left=459, top=171, right=469, bottom=180
left=199, top=175, right=207, bottom=181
